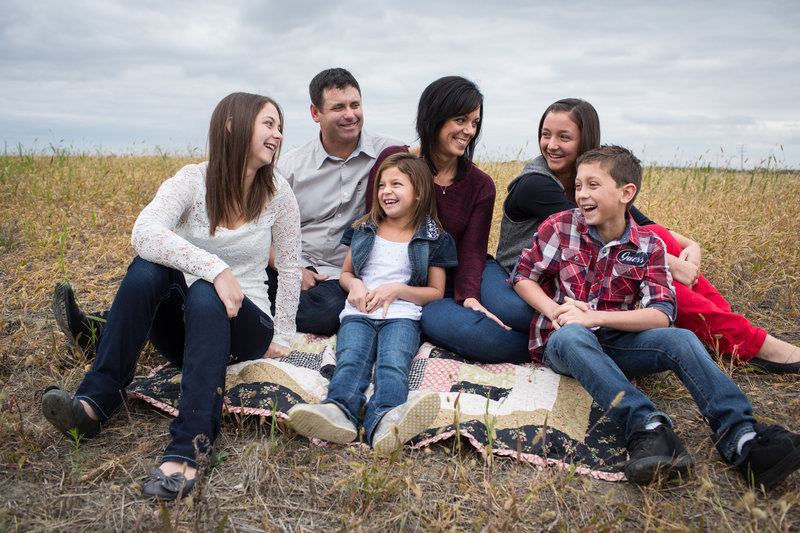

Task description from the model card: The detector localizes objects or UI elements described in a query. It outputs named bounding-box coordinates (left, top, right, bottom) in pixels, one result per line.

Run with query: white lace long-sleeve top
left=130, top=162, right=302, bottom=347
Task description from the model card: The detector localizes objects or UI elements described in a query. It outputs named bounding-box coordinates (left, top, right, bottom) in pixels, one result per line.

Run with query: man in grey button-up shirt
left=272, top=68, right=401, bottom=336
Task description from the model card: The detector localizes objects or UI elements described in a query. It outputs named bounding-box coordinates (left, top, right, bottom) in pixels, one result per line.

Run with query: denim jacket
left=341, top=215, right=458, bottom=287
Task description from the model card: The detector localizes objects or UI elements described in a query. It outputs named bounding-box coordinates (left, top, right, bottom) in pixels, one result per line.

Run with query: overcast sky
left=2, top=1, right=799, bottom=168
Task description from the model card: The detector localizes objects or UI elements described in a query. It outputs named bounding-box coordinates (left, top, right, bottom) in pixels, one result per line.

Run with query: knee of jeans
left=549, top=324, right=591, bottom=347
left=420, top=299, right=452, bottom=329
left=126, top=256, right=171, bottom=285
left=184, top=281, right=226, bottom=314
left=671, top=327, right=705, bottom=349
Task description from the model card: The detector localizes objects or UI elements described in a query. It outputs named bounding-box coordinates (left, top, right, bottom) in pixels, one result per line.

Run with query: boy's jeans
left=76, top=256, right=274, bottom=467
left=543, top=324, right=756, bottom=462
left=324, top=316, right=420, bottom=444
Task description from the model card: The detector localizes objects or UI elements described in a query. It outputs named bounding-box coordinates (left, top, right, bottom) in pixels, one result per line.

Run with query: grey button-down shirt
left=277, top=129, right=401, bottom=278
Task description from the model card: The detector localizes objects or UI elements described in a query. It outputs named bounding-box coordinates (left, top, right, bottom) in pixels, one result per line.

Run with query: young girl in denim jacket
left=288, top=152, right=457, bottom=453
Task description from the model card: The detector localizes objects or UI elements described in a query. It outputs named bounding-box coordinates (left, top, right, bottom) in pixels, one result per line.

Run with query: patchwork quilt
left=127, top=334, right=627, bottom=481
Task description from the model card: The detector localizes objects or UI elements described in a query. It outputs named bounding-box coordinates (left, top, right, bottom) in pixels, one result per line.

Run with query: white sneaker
left=372, top=391, right=440, bottom=454
left=287, top=403, right=357, bottom=444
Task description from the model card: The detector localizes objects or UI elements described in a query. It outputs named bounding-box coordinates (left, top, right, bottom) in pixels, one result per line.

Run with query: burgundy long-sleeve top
left=366, top=145, right=496, bottom=303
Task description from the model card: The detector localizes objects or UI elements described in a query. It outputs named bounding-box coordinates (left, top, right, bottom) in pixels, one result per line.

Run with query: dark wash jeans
left=266, top=265, right=347, bottom=336
left=544, top=324, right=756, bottom=462
left=420, top=260, right=531, bottom=364
left=76, top=256, right=273, bottom=468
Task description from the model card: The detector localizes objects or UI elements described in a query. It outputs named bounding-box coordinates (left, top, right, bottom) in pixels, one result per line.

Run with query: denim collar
left=360, top=214, right=442, bottom=242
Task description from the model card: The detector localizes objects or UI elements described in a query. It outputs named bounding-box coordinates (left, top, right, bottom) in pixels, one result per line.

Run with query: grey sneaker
left=372, top=391, right=440, bottom=454
left=287, top=403, right=357, bottom=444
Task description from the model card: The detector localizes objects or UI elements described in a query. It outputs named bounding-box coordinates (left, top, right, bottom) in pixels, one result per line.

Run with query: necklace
left=441, top=184, right=448, bottom=195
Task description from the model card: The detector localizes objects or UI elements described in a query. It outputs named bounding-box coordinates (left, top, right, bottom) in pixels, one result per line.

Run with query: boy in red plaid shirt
left=512, top=145, right=800, bottom=488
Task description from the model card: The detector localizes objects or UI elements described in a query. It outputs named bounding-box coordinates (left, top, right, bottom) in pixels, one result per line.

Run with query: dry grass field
left=1, top=149, right=799, bottom=531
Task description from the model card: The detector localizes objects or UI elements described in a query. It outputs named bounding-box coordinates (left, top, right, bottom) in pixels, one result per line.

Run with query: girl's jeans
left=324, top=316, right=420, bottom=444
left=76, top=256, right=274, bottom=467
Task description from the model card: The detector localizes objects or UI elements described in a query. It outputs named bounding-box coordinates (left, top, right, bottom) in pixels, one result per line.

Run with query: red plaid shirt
left=512, top=208, right=676, bottom=360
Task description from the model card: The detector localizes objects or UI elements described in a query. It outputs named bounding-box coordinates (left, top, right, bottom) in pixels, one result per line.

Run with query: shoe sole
left=373, top=392, right=440, bottom=455
left=41, top=388, right=100, bottom=439
left=52, top=283, right=79, bottom=349
left=625, top=455, right=694, bottom=485
left=750, top=447, right=800, bottom=489
left=42, top=389, right=81, bottom=437
left=748, top=357, right=800, bottom=374
left=288, top=405, right=357, bottom=444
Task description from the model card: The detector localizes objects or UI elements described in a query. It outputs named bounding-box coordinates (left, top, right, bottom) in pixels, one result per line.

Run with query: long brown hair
left=206, top=92, right=283, bottom=236
left=354, top=152, right=441, bottom=232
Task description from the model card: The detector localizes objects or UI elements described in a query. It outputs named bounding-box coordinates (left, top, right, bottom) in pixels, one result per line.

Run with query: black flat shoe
left=53, top=282, right=103, bottom=354
left=142, top=469, right=196, bottom=501
left=749, top=357, right=800, bottom=374
left=41, top=386, right=101, bottom=439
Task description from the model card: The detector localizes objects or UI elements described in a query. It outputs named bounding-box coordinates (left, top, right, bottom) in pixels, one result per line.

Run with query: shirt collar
left=312, top=131, right=370, bottom=169
left=580, top=210, right=637, bottom=248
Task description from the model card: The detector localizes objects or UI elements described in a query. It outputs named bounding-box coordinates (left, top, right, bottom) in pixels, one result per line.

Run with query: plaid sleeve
left=512, top=213, right=562, bottom=285
left=639, top=233, right=677, bottom=322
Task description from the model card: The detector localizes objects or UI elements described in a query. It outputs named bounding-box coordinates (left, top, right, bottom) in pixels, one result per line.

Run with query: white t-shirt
left=339, top=236, right=422, bottom=321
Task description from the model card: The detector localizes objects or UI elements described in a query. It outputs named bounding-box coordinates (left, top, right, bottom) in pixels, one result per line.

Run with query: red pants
left=648, top=224, right=767, bottom=362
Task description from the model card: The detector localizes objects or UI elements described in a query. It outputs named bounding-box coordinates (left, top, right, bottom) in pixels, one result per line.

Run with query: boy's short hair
left=309, top=68, right=361, bottom=108
left=576, top=145, right=642, bottom=207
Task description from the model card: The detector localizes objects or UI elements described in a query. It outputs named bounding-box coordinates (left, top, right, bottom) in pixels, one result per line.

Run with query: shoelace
left=627, top=425, right=662, bottom=450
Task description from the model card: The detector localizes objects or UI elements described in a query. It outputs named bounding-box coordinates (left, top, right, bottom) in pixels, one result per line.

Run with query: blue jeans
left=267, top=266, right=346, bottom=336
left=324, top=316, right=420, bottom=443
left=544, top=324, right=757, bottom=462
left=420, top=260, right=530, bottom=364
left=76, top=257, right=274, bottom=467
left=481, top=259, right=535, bottom=332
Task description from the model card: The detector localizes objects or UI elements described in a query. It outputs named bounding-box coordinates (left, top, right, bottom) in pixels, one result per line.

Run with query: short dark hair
left=309, top=68, right=361, bottom=108
left=538, top=98, right=600, bottom=157
left=576, top=145, right=642, bottom=208
left=416, top=76, right=483, bottom=182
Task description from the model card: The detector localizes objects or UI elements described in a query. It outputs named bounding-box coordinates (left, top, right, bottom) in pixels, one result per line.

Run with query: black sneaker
left=737, top=423, right=800, bottom=489
left=624, top=422, right=694, bottom=485
left=53, top=282, right=102, bottom=355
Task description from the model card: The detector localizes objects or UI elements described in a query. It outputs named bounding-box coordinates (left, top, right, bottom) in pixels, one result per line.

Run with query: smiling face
left=436, top=106, right=481, bottom=160
left=539, top=111, right=581, bottom=182
left=247, top=102, right=283, bottom=173
left=575, top=161, right=636, bottom=242
left=311, top=85, right=363, bottom=156
left=376, top=166, right=418, bottom=224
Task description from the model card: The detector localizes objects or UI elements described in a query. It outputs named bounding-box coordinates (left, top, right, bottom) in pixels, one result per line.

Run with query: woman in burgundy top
left=367, top=76, right=525, bottom=363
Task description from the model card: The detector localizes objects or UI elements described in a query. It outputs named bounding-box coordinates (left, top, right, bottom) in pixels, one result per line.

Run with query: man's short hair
left=576, top=145, right=642, bottom=207
left=309, top=68, right=361, bottom=108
